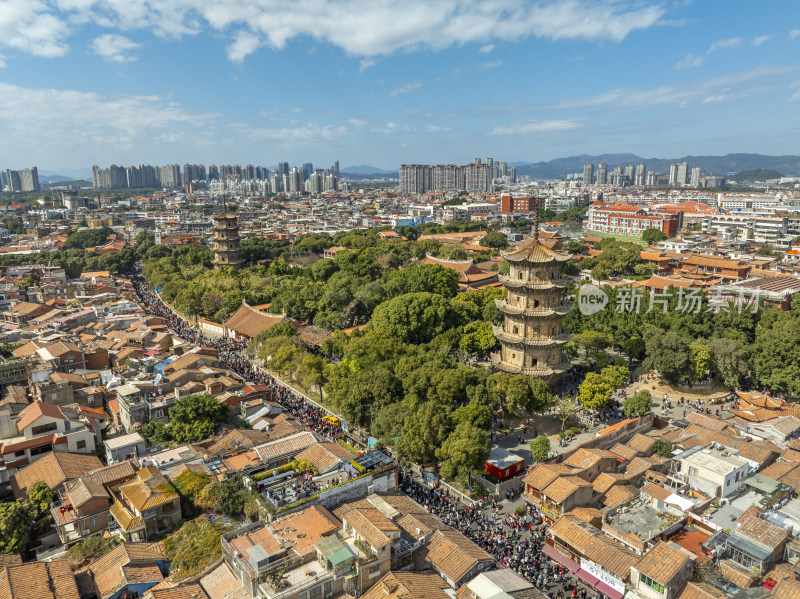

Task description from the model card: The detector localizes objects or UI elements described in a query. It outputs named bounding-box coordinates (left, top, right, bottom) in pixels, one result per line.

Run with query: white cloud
left=359, top=58, right=376, bottom=73
left=702, top=95, right=726, bottom=103
left=0, top=82, right=217, bottom=165
left=479, top=43, right=495, bottom=53
left=790, top=29, right=800, bottom=40
left=752, top=35, right=773, bottom=46
left=371, top=122, right=399, bottom=134
left=790, top=89, right=800, bottom=103
left=244, top=122, right=348, bottom=143
left=707, top=37, right=744, bottom=53
left=389, top=82, right=422, bottom=97
left=478, top=60, right=502, bottom=69
left=347, top=118, right=368, bottom=129
left=0, top=2, right=69, bottom=58
left=490, top=119, right=581, bottom=135
left=673, top=53, right=704, bottom=70
left=0, top=0, right=667, bottom=64
left=444, top=65, right=797, bottom=119
left=423, top=124, right=451, bottom=133
left=91, top=34, right=140, bottom=63
left=0, top=54, right=5, bottom=68
left=227, top=31, right=261, bottom=62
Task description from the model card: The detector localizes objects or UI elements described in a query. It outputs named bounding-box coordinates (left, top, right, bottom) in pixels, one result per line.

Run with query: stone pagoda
left=212, top=204, right=244, bottom=269
left=493, top=212, right=572, bottom=392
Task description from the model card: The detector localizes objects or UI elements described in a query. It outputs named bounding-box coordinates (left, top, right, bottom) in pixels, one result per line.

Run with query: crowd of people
left=399, top=475, right=604, bottom=599
left=130, top=267, right=603, bottom=599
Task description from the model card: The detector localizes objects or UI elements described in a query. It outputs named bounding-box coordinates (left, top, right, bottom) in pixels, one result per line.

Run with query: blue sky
left=0, top=0, right=798, bottom=173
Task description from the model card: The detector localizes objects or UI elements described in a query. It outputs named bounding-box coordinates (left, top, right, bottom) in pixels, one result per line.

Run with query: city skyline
left=0, top=1, right=798, bottom=170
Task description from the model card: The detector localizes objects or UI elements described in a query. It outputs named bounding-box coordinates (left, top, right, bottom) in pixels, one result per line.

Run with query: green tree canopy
left=436, top=422, right=490, bottom=480
left=643, top=328, right=692, bottom=384
left=653, top=437, right=673, bottom=458
left=482, top=231, right=508, bottom=249
left=623, top=390, right=652, bottom=417
left=642, top=228, right=667, bottom=246
left=530, top=435, right=551, bottom=462
left=169, top=393, right=229, bottom=443
left=369, top=292, right=461, bottom=344
left=65, top=226, right=113, bottom=249
left=578, top=372, right=614, bottom=411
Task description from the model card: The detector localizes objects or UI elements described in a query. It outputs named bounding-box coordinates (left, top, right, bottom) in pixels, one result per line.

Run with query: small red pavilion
left=484, top=447, right=526, bottom=481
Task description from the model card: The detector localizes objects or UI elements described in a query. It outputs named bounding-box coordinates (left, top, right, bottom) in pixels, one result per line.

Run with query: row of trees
left=142, top=228, right=505, bottom=330
left=250, top=320, right=553, bottom=484
left=566, top=281, right=800, bottom=396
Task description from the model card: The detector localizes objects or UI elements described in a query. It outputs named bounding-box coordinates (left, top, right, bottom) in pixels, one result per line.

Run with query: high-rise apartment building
left=243, top=164, right=256, bottom=180
left=6, top=170, right=21, bottom=192
left=6, top=167, right=40, bottom=192
left=399, top=164, right=431, bottom=194
left=669, top=162, right=689, bottom=186
left=277, top=162, right=290, bottom=178
left=676, top=162, right=689, bottom=187
left=583, top=162, right=594, bottom=185
left=624, top=164, right=635, bottom=184
left=646, top=171, right=658, bottom=186
left=159, top=164, right=181, bottom=188
left=288, top=167, right=303, bottom=193
left=690, top=167, right=701, bottom=188
left=596, top=162, right=608, bottom=185
left=635, top=163, right=646, bottom=186
left=208, top=165, right=219, bottom=180
left=432, top=165, right=458, bottom=191
left=302, top=163, right=313, bottom=181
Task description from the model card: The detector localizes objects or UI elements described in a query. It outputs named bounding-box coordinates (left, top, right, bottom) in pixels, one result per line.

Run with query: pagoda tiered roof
left=503, top=239, right=572, bottom=263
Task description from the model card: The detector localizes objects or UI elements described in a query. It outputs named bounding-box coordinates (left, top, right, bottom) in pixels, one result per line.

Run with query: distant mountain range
left=40, top=168, right=92, bottom=182
left=510, top=153, right=800, bottom=179
left=340, top=165, right=398, bottom=178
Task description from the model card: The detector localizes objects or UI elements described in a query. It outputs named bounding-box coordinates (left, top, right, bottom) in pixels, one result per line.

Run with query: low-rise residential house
left=417, top=529, right=494, bottom=588
left=253, top=431, right=319, bottom=468
left=51, top=460, right=139, bottom=545
left=143, top=582, right=211, bottom=599
left=546, top=514, right=640, bottom=599
left=206, top=429, right=270, bottom=459
left=523, top=463, right=575, bottom=506
left=2, top=301, right=53, bottom=324
left=538, top=475, right=594, bottom=523
left=562, top=448, right=619, bottom=481
left=10, top=449, right=102, bottom=498
left=725, top=506, right=788, bottom=573
left=338, top=502, right=401, bottom=586
left=0, top=559, right=80, bottom=599
left=32, top=379, right=75, bottom=406
left=105, top=432, right=146, bottom=463
left=295, top=441, right=356, bottom=474
left=747, top=416, right=800, bottom=443
left=455, top=569, right=539, bottom=599
left=221, top=506, right=347, bottom=599
left=629, top=542, right=694, bottom=599
left=76, top=542, right=169, bottom=599
left=36, top=340, right=87, bottom=372
left=363, top=572, right=453, bottom=599
left=108, top=465, right=181, bottom=541
left=678, top=446, right=751, bottom=498
left=0, top=401, right=98, bottom=481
